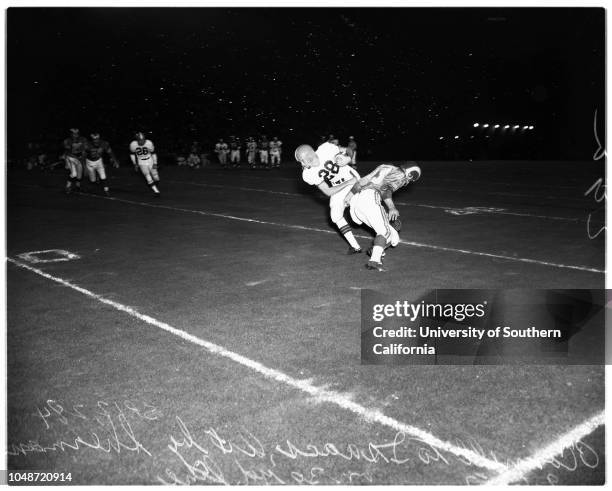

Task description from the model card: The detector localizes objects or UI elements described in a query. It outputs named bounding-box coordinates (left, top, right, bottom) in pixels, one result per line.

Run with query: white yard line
left=485, top=410, right=605, bottom=485
left=85, top=194, right=605, bottom=274
left=167, top=180, right=587, bottom=222
left=7, top=257, right=506, bottom=473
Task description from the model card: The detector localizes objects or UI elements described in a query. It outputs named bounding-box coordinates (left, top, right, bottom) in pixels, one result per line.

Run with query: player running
left=62, top=128, right=87, bottom=194
left=295, top=141, right=362, bottom=253
left=84, top=133, right=118, bottom=196
left=129, top=132, right=161, bottom=197
left=270, top=136, right=282, bottom=168
left=215, top=138, right=229, bottom=167
left=259, top=135, right=270, bottom=169
left=343, top=162, right=421, bottom=271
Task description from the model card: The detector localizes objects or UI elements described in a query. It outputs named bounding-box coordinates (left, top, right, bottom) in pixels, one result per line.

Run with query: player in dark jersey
left=84, top=133, right=118, bottom=195
left=62, top=128, right=88, bottom=194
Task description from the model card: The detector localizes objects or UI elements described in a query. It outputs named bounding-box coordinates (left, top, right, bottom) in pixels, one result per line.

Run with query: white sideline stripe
left=86, top=194, right=604, bottom=274
left=486, top=410, right=605, bottom=485
left=167, top=180, right=584, bottom=222
left=7, top=257, right=506, bottom=473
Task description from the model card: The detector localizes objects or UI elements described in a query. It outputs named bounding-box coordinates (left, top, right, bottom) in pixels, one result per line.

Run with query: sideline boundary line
left=7, top=257, right=505, bottom=474
left=85, top=193, right=604, bottom=274
left=485, top=410, right=605, bottom=484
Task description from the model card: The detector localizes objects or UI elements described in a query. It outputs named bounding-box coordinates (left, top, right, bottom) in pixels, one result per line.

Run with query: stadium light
left=473, top=123, right=479, bottom=127
left=454, top=135, right=460, bottom=139
left=483, top=124, right=489, bottom=128
left=523, top=125, right=529, bottom=130
left=513, top=125, right=520, bottom=129
left=439, top=136, right=444, bottom=140
left=504, top=125, right=510, bottom=129
left=494, top=124, right=500, bottom=129
left=529, top=125, right=534, bottom=130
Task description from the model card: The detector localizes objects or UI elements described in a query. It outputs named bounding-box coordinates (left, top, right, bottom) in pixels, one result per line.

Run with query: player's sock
left=370, top=246, right=384, bottom=263
left=370, top=235, right=387, bottom=263
left=338, top=224, right=360, bottom=250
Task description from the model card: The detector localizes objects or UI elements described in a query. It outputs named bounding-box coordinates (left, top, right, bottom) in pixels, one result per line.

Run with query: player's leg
left=96, top=161, right=110, bottom=195
left=74, top=159, right=83, bottom=191
left=64, top=157, right=76, bottom=193
left=330, top=192, right=362, bottom=253
left=362, top=190, right=398, bottom=269
left=85, top=160, right=96, bottom=192
left=139, top=163, right=160, bottom=195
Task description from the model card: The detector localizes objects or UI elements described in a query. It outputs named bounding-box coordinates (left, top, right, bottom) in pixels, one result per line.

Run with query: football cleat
left=347, top=246, right=362, bottom=255
left=365, top=260, right=386, bottom=272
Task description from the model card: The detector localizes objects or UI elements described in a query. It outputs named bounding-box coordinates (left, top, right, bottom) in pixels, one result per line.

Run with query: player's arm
left=382, top=187, right=400, bottom=220
left=150, top=144, right=158, bottom=166
left=129, top=142, right=138, bottom=169
left=106, top=144, right=120, bottom=168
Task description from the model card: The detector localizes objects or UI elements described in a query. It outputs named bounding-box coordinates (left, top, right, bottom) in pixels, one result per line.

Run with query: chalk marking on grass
left=167, top=180, right=586, bottom=222
left=17, top=249, right=80, bottom=264
left=8, top=257, right=506, bottom=473
left=485, top=410, right=605, bottom=485
left=85, top=194, right=604, bottom=274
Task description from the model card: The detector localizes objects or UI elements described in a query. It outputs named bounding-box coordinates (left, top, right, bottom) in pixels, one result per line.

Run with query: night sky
left=7, top=7, right=605, bottom=160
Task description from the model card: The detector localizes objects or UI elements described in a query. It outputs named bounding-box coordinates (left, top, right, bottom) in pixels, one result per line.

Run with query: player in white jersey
left=295, top=142, right=363, bottom=253
left=270, top=136, right=282, bottom=168
left=129, top=132, right=160, bottom=196
left=245, top=137, right=258, bottom=169
left=343, top=162, right=421, bottom=271
left=215, top=139, right=229, bottom=167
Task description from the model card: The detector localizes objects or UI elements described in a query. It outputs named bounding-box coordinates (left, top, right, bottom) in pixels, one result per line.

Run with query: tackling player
left=62, top=128, right=87, bottom=194
left=270, top=136, right=282, bottom=168
left=129, top=132, right=161, bottom=196
left=295, top=141, right=362, bottom=253
left=343, top=162, right=421, bottom=271
left=84, top=133, right=118, bottom=196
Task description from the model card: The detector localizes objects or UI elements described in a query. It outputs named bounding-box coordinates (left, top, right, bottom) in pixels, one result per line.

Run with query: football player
left=343, top=162, right=421, bottom=271
left=259, top=135, right=270, bottom=169
left=84, top=133, right=118, bottom=196
left=215, top=138, right=229, bottom=167
left=229, top=137, right=241, bottom=167
left=269, top=136, right=282, bottom=168
left=129, top=132, right=160, bottom=196
left=62, top=128, right=87, bottom=194
left=347, top=136, right=358, bottom=167
left=295, top=142, right=362, bottom=253
left=246, top=137, right=258, bottom=169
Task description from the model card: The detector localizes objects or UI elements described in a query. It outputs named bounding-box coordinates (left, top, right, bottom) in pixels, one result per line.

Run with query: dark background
left=7, top=7, right=605, bottom=161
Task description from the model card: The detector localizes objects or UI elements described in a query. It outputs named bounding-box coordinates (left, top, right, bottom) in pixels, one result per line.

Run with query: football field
left=6, top=160, right=605, bottom=485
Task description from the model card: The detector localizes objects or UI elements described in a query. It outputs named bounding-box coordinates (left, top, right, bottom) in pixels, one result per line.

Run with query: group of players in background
left=61, top=128, right=161, bottom=197
left=214, top=135, right=283, bottom=169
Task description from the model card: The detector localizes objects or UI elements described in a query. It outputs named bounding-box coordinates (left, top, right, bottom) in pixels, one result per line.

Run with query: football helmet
left=294, top=144, right=319, bottom=168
